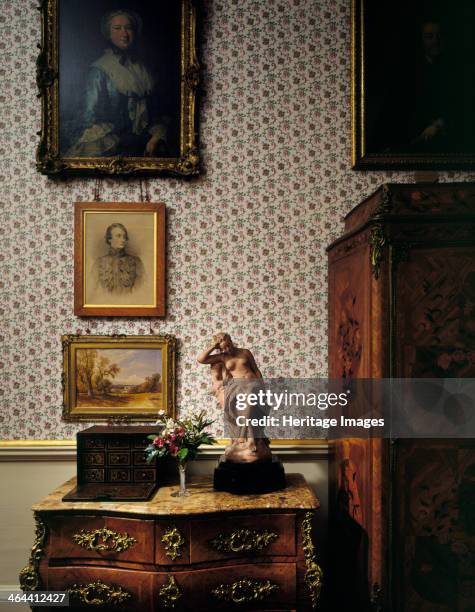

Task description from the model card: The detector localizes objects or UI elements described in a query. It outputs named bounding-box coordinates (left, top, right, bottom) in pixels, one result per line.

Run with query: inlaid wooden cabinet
left=20, top=474, right=321, bottom=611
left=327, top=183, right=475, bottom=611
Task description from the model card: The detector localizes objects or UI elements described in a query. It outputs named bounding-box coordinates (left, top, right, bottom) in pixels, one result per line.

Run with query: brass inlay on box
left=210, top=527, right=278, bottom=553
left=211, top=577, right=279, bottom=604
left=83, top=453, right=104, bottom=466
left=85, top=438, right=104, bottom=449
left=67, top=580, right=131, bottom=606
left=83, top=468, right=104, bottom=482
left=161, top=526, right=185, bottom=560
left=158, top=575, right=182, bottom=608
left=302, top=512, right=323, bottom=609
left=109, top=452, right=130, bottom=465
left=72, top=528, right=137, bottom=553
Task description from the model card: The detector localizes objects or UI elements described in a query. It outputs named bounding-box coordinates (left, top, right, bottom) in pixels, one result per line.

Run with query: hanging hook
left=93, top=177, right=103, bottom=201
left=144, top=177, right=152, bottom=202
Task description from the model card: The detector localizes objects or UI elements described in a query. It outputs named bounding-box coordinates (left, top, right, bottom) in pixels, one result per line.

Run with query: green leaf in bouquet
left=177, top=448, right=189, bottom=461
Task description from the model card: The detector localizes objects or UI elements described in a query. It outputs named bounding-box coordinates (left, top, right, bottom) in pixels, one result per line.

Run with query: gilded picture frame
left=74, top=202, right=166, bottom=317
left=352, top=0, right=475, bottom=170
left=37, top=0, right=199, bottom=176
left=62, top=334, right=176, bottom=422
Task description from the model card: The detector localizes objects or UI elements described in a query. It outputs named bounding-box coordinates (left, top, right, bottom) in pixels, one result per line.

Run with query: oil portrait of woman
left=59, top=1, right=182, bottom=159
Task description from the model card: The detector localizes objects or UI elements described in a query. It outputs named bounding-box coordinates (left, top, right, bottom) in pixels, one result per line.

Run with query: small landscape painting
left=76, top=348, right=162, bottom=410
left=62, top=335, right=175, bottom=422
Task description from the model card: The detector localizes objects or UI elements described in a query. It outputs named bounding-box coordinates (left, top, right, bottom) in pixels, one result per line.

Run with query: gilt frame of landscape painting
left=62, top=334, right=176, bottom=422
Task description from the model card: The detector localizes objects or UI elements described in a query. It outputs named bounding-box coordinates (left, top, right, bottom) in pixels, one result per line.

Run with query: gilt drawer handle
left=72, top=528, right=137, bottom=553
left=211, top=578, right=279, bottom=604
left=158, top=575, right=182, bottom=609
left=161, top=526, right=185, bottom=560
left=67, top=580, right=131, bottom=606
left=210, top=528, right=278, bottom=553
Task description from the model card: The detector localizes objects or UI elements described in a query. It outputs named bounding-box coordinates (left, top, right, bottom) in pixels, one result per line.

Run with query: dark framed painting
left=74, top=202, right=166, bottom=317
left=352, top=0, right=475, bottom=170
left=62, top=335, right=176, bottom=422
left=37, top=0, right=199, bottom=176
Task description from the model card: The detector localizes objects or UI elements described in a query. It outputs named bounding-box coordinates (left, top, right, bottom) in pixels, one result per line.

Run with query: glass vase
left=171, top=461, right=190, bottom=497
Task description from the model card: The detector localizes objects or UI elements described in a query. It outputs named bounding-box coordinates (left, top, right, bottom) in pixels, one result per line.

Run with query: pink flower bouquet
left=145, top=409, right=216, bottom=466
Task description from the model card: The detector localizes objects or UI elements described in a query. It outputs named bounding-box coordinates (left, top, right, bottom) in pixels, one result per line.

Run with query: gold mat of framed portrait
left=74, top=202, right=165, bottom=317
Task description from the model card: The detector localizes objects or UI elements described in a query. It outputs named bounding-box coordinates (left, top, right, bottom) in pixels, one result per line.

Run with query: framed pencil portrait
left=352, top=0, right=475, bottom=170
left=62, top=334, right=176, bottom=422
left=37, top=0, right=199, bottom=176
left=74, top=202, right=166, bottom=317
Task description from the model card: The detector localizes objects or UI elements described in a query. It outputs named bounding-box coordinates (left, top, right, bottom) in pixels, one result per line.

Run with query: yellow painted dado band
left=0, top=440, right=76, bottom=446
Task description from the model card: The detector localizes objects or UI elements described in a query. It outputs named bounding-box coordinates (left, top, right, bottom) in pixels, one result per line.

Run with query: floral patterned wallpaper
left=1, top=0, right=473, bottom=439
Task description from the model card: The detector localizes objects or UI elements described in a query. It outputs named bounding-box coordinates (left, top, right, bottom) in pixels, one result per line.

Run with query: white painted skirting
left=0, top=586, right=29, bottom=612
left=0, top=585, right=20, bottom=591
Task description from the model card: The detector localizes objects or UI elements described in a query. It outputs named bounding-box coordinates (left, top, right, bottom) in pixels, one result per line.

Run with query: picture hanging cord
left=139, top=177, right=152, bottom=202
left=93, top=177, right=104, bottom=201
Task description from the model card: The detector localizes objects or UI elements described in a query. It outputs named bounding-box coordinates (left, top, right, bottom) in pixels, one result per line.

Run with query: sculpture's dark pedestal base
left=213, top=456, right=286, bottom=494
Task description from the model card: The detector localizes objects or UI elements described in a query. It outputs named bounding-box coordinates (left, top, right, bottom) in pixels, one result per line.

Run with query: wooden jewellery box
left=63, top=426, right=160, bottom=502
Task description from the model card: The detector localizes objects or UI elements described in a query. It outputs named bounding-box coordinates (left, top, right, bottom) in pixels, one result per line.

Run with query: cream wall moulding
left=0, top=441, right=330, bottom=461
left=37, top=0, right=200, bottom=177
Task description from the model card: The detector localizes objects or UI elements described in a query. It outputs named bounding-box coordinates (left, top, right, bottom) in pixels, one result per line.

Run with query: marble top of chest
left=33, top=473, right=319, bottom=516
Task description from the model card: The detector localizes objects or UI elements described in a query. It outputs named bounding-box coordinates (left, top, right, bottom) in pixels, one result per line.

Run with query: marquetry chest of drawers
left=20, top=474, right=321, bottom=611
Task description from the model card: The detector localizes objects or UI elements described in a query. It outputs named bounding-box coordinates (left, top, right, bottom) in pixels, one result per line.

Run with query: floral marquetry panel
left=394, top=246, right=475, bottom=377
left=393, top=440, right=475, bottom=612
